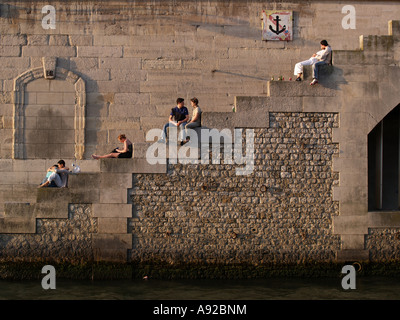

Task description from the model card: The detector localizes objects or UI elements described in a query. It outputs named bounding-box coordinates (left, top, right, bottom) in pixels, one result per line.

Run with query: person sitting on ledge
left=91, top=134, right=133, bottom=159
left=181, top=97, right=202, bottom=146
left=158, top=97, right=189, bottom=144
left=293, top=39, right=332, bottom=86
left=56, top=159, right=70, bottom=188
left=38, top=164, right=63, bottom=188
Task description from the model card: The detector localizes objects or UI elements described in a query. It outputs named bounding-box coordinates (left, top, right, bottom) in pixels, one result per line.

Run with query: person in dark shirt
left=158, top=98, right=189, bottom=144
left=91, top=134, right=133, bottom=159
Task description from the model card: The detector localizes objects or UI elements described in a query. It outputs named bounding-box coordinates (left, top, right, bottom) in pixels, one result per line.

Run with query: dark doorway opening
left=368, top=105, right=400, bottom=211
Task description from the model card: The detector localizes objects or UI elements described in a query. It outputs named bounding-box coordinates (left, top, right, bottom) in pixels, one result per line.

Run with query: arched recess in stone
left=12, top=60, right=86, bottom=160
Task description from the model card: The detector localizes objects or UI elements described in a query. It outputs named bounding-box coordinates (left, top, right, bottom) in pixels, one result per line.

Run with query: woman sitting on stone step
left=181, top=97, right=202, bottom=146
left=91, top=134, right=133, bottom=159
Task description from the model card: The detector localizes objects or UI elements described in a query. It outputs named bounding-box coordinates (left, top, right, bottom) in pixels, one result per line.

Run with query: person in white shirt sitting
left=294, top=40, right=332, bottom=85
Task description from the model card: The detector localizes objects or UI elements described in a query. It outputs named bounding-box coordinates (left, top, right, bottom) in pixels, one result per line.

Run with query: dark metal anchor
left=269, top=15, right=286, bottom=35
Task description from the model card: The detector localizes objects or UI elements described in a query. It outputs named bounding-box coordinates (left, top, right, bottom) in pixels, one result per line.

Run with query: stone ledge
left=0, top=217, right=36, bottom=234
left=99, top=158, right=166, bottom=174
left=341, top=234, right=366, bottom=250
left=235, top=96, right=303, bottom=113
left=68, top=173, right=101, bottom=189
left=267, top=80, right=338, bottom=98
left=4, top=202, right=32, bottom=218
left=388, top=20, right=400, bottom=39
left=92, top=203, right=132, bottom=218
left=360, top=35, right=394, bottom=52
left=333, top=215, right=369, bottom=234
left=202, top=111, right=269, bottom=130
left=97, top=217, right=128, bottom=234
left=368, top=211, right=400, bottom=228
left=36, top=186, right=101, bottom=204
left=33, top=202, right=69, bottom=219
left=334, top=49, right=394, bottom=65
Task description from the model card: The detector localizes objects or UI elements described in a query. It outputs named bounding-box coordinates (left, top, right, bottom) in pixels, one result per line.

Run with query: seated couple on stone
left=158, top=97, right=202, bottom=146
left=91, top=134, right=133, bottom=159
left=38, top=160, right=69, bottom=188
left=294, top=39, right=332, bottom=85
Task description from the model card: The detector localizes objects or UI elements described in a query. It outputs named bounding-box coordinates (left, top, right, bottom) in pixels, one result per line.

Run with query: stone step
left=202, top=111, right=269, bottom=130
left=36, top=186, right=100, bottom=204
left=97, top=217, right=128, bottom=234
left=4, top=202, right=33, bottom=218
left=0, top=217, right=36, bottom=233
left=99, top=158, right=166, bottom=174
left=92, top=203, right=132, bottom=218
left=266, top=80, right=338, bottom=98
left=360, top=35, right=394, bottom=52
left=33, top=202, right=69, bottom=219
left=334, top=49, right=394, bottom=66
left=235, top=96, right=302, bottom=112
left=68, top=172, right=133, bottom=191
left=388, top=20, right=400, bottom=38
left=67, top=173, right=100, bottom=189
left=0, top=185, right=38, bottom=204
left=3, top=201, right=70, bottom=219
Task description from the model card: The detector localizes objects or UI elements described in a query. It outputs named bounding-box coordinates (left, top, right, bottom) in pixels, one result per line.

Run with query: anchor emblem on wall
left=269, top=15, right=286, bottom=35
left=262, top=10, right=292, bottom=41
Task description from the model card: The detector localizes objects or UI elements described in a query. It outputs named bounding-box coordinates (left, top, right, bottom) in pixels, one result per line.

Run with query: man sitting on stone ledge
left=158, top=97, right=189, bottom=145
left=293, top=39, right=332, bottom=85
left=56, top=159, right=70, bottom=188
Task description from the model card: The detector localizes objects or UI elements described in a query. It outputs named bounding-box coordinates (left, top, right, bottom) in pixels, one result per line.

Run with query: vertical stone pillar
left=75, top=78, right=86, bottom=160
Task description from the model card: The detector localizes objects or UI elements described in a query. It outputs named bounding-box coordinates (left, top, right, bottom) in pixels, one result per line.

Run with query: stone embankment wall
left=0, top=0, right=398, bottom=158
left=0, top=204, right=96, bottom=263
left=1, top=1, right=400, bottom=272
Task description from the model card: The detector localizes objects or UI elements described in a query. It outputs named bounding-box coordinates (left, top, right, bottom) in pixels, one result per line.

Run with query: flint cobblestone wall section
left=0, top=204, right=97, bottom=263
left=129, top=112, right=342, bottom=264
left=366, top=229, right=400, bottom=262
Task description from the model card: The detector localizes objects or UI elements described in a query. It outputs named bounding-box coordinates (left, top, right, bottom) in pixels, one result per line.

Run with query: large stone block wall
left=0, top=1, right=399, bottom=158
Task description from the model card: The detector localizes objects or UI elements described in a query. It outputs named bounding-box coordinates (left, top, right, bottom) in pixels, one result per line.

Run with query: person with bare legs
left=91, top=134, right=133, bottom=159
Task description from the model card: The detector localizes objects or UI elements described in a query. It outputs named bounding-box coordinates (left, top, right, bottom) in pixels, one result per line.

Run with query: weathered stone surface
left=0, top=2, right=400, bottom=267
left=267, top=81, right=338, bottom=98
left=0, top=204, right=97, bottom=262
left=93, top=203, right=132, bottom=218
left=100, top=158, right=167, bottom=174
left=336, top=249, right=370, bottom=262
